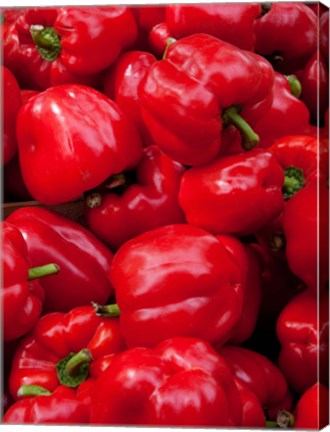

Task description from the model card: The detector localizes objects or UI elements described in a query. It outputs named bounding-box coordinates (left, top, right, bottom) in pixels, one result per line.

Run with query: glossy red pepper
left=293, top=383, right=329, bottom=429
left=2, top=65, right=21, bottom=166
left=3, top=386, right=89, bottom=424
left=282, top=177, right=329, bottom=294
left=108, top=224, right=244, bottom=348
left=297, top=52, right=329, bottom=125
left=165, top=3, right=262, bottom=50
left=254, top=3, right=318, bottom=73
left=84, top=145, right=185, bottom=251
left=16, top=84, right=142, bottom=205
left=216, top=236, right=262, bottom=345
left=234, top=379, right=265, bottom=428
left=89, top=337, right=243, bottom=426
left=179, top=149, right=284, bottom=236
left=148, top=22, right=172, bottom=58
left=103, top=50, right=156, bottom=145
left=9, top=304, right=125, bottom=406
left=139, top=33, right=274, bottom=165
left=276, top=290, right=329, bottom=395
left=3, top=7, right=137, bottom=89
left=6, top=206, right=115, bottom=313
left=220, top=345, right=292, bottom=421
left=1, top=221, right=59, bottom=341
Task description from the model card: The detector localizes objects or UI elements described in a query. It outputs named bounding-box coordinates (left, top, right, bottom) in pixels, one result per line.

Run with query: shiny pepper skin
left=110, top=224, right=244, bottom=348
left=179, top=149, right=284, bottom=236
left=293, top=383, right=329, bottom=429
left=89, top=337, right=243, bottom=427
left=16, top=84, right=143, bottom=205
left=84, top=145, right=186, bottom=251
left=276, top=290, right=329, bottom=395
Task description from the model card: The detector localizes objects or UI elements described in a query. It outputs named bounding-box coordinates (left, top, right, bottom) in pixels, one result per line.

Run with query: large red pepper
left=6, top=206, right=115, bottom=313
left=216, top=235, right=262, bottom=345
left=3, top=7, right=137, bottom=90
left=9, top=305, right=125, bottom=407
left=254, top=3, right=318, bottom=73
left=297, top=52, right=329, bottom=125
left=3, top=386, right=89, bottom=424
left=178, top=149, right=284, bottom=236
left=282, top=177, right=329, bottom=294
left=108, top=224, right=244, bottom=348
left=1, top=221, right=59, bottom=341
left=139, top=33, right=274, bottom=166
left=84, top=145, right=185, bottom=251
left=165, top=3, right=262, bottom=51
left=89, top=337, right=243, bottom=426
left=16, top=84, right=142, bottom=205
left=220, top=346, right=292, bottom=421
left=276, top=290, right=329, bottom=395
left=2, top=65, right=21, bottom=166
left=103, top=50, right=156, bottom=145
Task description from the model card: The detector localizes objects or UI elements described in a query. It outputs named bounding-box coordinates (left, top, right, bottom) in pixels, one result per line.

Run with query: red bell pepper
left=216, top=235, right=262, bottom=345
left=234, top=379, right=265, bottom=428
left=103, top=50, right=156, bottom=145
left=3, top=7, right=138, bottom=90
left=139, top=33, right=274, bottom=166
left=178, top=149, right=284, bottom=236
left=2, top=65, right=21, bottom=166
left=108, top=224, right=244, bottom=348
left=276, top=290, right=329, bottom=395
left=282, top=177, right=329, bottom=294
left=165, top=3, right=262, bottom=51
left=9, top=304, right=125, bottom=405
left=292, top=383, right=329, bottom=429
left=254, top=3, right=318, bottom=73
left=148, top=22, right=172, bottom=58
left=6, top=206, right=115, bottom=313
left=16, top=84, right=143, bottom=205
left=220, top=345, right=292, bottom=421
left=297, top=52, right=329, bottom=125
left=84, top=145, right=185, bottom=251
left=1, top=221, right=59, bottom=341
left=89, top=337, right=243, bottom=426
left=3, top=386, right=89, bottom=424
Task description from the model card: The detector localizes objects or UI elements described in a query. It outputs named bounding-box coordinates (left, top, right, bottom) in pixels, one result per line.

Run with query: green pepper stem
left=28, top=263, right=60, bottom=281
left=223, top=106, right=260, bottom=150
left=65, top=348, right=93, bottom=377
left=276, top=410, right=295, bottom=428
left=286, top=75, right=302, bottom=98
left=265, top=420, right=278, bottom=428
left=17, top=385, right=52, bottom=397
left=283, top=166, right=305, bottom=200
left=162, top=37, right=177, bottom=60
left=30, top=25, right=61, bottom=62
left=92, top=302, right=121, bottom=317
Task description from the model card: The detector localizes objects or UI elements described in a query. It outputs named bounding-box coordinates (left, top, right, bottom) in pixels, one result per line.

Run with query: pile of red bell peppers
left=1, top=2, right=329, bottom=429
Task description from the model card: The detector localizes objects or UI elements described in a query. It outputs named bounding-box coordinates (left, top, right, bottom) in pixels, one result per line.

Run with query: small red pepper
left=9, top=304, right=125, bottom=406
left=6, top=206, right=115, bottom=313
left=165, top=3, right=262, bottom=50
left=16, top=84, right=143, bottom=205
left=254, top=3, right=318, bottom=73
left=89, top=337, right=243, bottom=426
left=3, top=7, right=138, bottom=89
left=84, top=145, right=185, bottom=251
left=276, top=290, right=329, bottom=395
left=1, top=221, right=59, bottom=341
left=292, top=383, right=329, bottom=429
left=108, top=224, right=244, bottom=348
left=3, top=386, right=89, bottom=424
left=103, top=50, right=156, bottom=145
left=220, top=345, right=292, bottom=421
left=139, top=33, right=274, bottom=165
left=2, top=65, right=21, bottom=166
left=216, top=235, right=262, bottom=345
left=178, top=149, right=284, bottom=236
